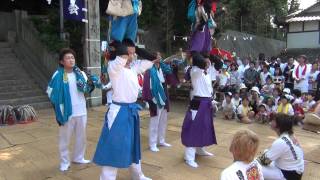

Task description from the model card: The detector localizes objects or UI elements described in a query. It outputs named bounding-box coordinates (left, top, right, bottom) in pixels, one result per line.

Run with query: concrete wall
left=216, top=30, right=286, bottom=59
left=289, top=22, right=303, bottom=32
left=305, top=21, right=318, bottom=31
left=287, top=31, right=320, bottom=49
left=0, top=12, right=16, bottom=41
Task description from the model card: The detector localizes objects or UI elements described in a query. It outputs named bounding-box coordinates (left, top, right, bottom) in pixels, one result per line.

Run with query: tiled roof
left=286, top=16, right=320, bottom=22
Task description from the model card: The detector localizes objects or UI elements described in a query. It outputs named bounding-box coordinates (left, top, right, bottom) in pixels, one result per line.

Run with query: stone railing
left=1, top=10, right=58, bottom=90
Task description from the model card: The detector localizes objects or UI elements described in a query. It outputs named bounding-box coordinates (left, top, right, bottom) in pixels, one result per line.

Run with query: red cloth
left=295, top=64, right=307, bottom=79
left=210, top=48, right=234, bottom=61
left=294, top=104, right=304, bottom=115
left=211, top=2, right=217, bottom=13
left=138, top=74, right=143, bottom=87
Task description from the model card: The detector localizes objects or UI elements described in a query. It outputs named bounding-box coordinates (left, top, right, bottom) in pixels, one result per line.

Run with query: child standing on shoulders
left=221, top=130, right=263, bottom=180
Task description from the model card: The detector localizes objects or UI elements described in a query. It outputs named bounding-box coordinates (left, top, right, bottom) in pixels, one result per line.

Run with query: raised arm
left=131, top=59, right=153, bottom=74
left=107, top=56, right=127, bottom=77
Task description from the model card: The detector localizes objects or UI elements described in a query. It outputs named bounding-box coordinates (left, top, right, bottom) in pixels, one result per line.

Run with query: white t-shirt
left=67, top=72, right=87, bottom=117
left=237, top=104, right=251, bottom=116
left=222, top=99, right=236, bottom=111
left=265, top=133, right=304, bottom=174
left=190, top=66, right=213, bottom=97
left=209, top=65, right=217, bottom=81
left=260, top=71, right=272, bottom=86
left=221, top=161, right=264, bottom=180
left=308, top=71, right=319, bottom=90
left=305, top=100, right=316, bottom=111
left=108, top=57, right=153, bottom=103
left=219, top=72, right=230, bottom=86
left=232, top=98, right=241, bottom=108
left=293, top=64, right=311, bottom=93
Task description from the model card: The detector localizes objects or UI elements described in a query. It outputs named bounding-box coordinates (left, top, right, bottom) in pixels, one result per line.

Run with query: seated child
left=292, top=89, right=305, bottom=125
left=221, top=130, right=263, bottom=180
left=237, top=97, right=255, bottom=124
left=232, top=91, right=241, bottom=110
left=304, top=92, right=316, bottom=112
left=256, top=104, right=269, bottom=124
left=273, top=88, right=282, bottom=106
left=277, top=95, right=294, bottom=116
left=261, top=76, right=275, bottom=97
left=239, top=83, right=248, bottom=98
left=222, top=92, right=236, bottom=120
left=264, top=97, right=276, bottom=114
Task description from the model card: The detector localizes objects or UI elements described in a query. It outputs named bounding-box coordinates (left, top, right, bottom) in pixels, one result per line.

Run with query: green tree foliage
left=219, top=0, right=289, bottom=38
left=288, top=0, right=300, bottom=14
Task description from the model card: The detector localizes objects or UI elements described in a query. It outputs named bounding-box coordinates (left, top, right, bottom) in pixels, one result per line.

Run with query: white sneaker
left=73, top=159, right=91, bottom=164
left=140, top=175, right=152, bottom=180
left=159, top=142, right=172, bottom=147
left=60, top=163, right=70, bottom=172
left=185, top=160, right=198, bottom=168
left=196, top=149, right=214, bottom=156
left=150, top=146, right=160, bottom=152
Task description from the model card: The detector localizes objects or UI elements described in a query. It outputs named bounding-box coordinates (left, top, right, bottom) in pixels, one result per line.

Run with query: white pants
left=184, top=147, right=206, bottom=161
left=59, top=115, right=87, bottom=167
left=100, top=162, right=145, bottom=180
left=262, top=163, right=286, bottom=180
left=149, top=107, right=168, bottom=148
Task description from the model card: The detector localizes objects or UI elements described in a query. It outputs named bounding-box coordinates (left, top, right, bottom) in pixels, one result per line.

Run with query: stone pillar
left=84, top=0, right=102, bottom=107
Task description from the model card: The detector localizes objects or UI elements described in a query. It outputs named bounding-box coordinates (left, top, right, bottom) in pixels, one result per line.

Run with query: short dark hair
left=59, top=48, right=76, bottom=67
left=292, top=89, right=302, bottom=98
left=272, top=113, right=294, bottom=135
left=122, top=38, right=135, bottom=47
left=308, top=91, right=316, bottom=97
left=274, top=67, right=283, bottom=76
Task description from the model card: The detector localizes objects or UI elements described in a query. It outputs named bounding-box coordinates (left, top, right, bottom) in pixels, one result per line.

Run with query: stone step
left=0, top=73, right=31, bottom=81
left=0, top=95, right=49, bottom=106
left=0, top=64, right=22, bottom=71
left=0, top=79, right=37, bottom=87
left=0, top=67, right=27, bottom=75
left=0, top=53, right=17, bottom=58
left=0, top=89, right=45, bottom=100
left=0, top=42, right=10, bottom=48
left=0, top=56, right=18, bottom=62
left=0, top=60, right=19, bottom=65
left=28, top=101, right=52, bottom=110
left=0, top=47, right=12, bottom=53
left=0, top=84, right=41, bottom=92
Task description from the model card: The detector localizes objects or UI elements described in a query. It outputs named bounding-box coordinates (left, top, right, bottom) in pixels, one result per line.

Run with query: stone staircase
left=0, top=41, right=51, bottom=109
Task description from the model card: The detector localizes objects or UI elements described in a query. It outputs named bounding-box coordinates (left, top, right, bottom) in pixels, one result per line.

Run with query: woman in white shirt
left=308, top=63, right=319, bottom=93
left=257, top=113, right=304, bottom=180
left=221, top=130, right=263, bottom=180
